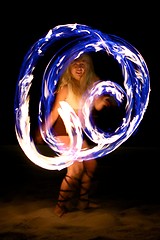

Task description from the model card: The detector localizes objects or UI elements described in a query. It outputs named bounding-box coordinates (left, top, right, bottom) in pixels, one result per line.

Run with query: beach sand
left=0, top=145, right=160, bottom=240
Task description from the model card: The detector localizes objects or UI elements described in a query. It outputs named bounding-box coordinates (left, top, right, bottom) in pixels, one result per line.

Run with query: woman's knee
left=67, top=161, right=84, bottom=178
left=84, top=159, right=97, bottom=173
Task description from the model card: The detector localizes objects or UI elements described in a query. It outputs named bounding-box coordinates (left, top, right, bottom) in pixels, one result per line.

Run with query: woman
left=36, top=53, right=114, bottom=217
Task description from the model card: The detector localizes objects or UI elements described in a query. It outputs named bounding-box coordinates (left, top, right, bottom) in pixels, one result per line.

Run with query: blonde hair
left=58, top=53, right=99, bottom=96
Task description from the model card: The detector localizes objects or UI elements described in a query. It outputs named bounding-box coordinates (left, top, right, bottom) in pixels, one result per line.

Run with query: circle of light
left=14, top=23, right=150, bottom=170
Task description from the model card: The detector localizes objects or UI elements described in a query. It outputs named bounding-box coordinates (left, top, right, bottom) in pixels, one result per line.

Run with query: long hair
left=58, top=53, right=99, bottom=96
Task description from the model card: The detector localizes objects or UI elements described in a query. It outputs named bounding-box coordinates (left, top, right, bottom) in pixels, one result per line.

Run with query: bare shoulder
left=56, top=84, right=68, bottom=101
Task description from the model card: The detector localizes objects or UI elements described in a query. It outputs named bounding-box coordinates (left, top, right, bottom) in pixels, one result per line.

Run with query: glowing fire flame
left=14, top=23, right=150, bottom=170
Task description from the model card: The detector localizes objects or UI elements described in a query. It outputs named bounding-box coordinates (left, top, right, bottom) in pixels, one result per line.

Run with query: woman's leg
left=77, top=140, right=99, bottom=210
left=54, top=160, right=84, bottom=217
left=77, top=158, right=99, bottom=210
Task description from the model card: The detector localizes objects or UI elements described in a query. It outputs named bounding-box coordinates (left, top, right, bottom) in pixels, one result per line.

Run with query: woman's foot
left=77, top=198, right=100, bottom=210
left=54, top=203, right=68, bottom=217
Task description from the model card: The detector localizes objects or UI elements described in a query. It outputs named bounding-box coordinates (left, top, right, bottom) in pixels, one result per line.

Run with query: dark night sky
left=1, top=4, right=159, bottom=147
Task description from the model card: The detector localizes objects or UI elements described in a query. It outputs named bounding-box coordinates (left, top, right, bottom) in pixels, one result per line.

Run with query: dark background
left=1, top=4, right=159, bottom=148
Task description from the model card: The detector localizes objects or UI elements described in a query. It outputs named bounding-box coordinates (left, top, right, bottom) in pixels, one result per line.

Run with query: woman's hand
left=94, top=95, right=111, bottom=111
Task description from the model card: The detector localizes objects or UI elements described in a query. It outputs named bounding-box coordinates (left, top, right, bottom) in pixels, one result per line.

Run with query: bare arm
left=45, top=85, right=68, bottom=129
left=35, top=85, right=68, bottom=143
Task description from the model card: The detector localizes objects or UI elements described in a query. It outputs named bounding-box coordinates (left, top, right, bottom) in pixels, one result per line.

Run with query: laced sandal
left=77, top=172, right=100, bottom=210
left=77, top=187, right=100, bottom=210
left=54, top=199, right=69, bottom=217
left=54, top=175, right=80, bottom=217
